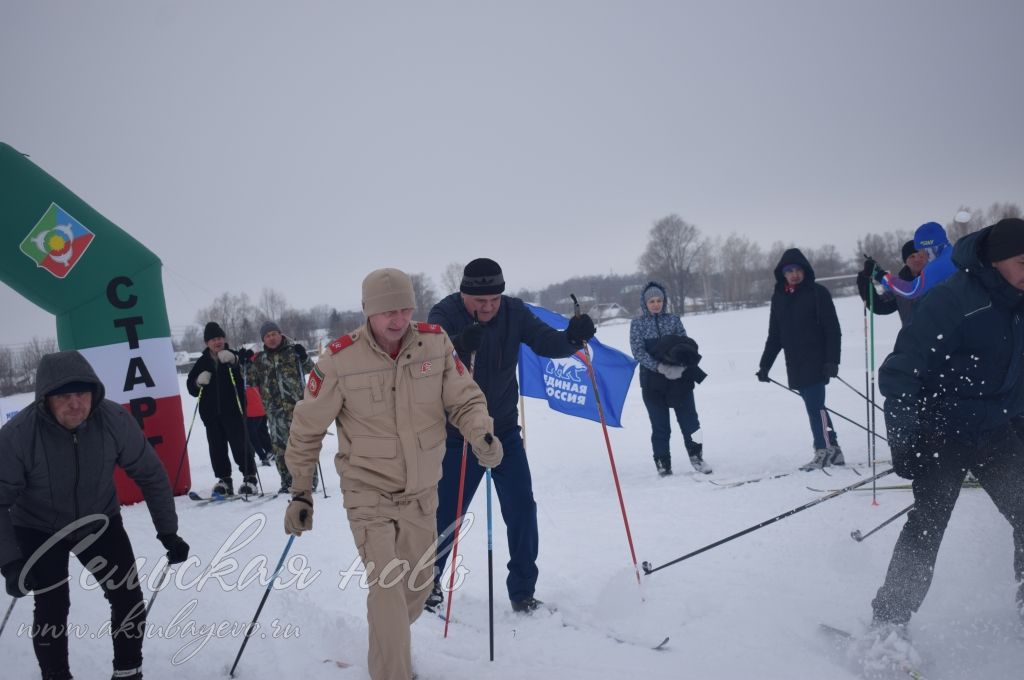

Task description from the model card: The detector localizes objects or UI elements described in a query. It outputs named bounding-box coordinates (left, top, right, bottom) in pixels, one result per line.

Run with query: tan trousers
left=345, top=488, right=438, bottom=680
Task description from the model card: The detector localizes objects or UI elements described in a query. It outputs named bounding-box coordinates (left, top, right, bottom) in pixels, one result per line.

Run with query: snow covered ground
left=3, top=295, right=1024, bottom=679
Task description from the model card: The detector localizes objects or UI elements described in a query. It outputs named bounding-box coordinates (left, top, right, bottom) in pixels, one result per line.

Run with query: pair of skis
left=710, top=463, right=868, bottom=489
left=187, top=490, right=283, bottom=505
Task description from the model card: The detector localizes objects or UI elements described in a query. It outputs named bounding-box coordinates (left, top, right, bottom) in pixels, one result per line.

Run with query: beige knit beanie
left=362, top=268, right=416, bottom=316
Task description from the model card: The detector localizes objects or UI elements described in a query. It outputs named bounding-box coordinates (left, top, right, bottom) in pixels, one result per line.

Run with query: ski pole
left=145, top=561, right=171, bottom=618
left=570, top=294, right=642, bottom=588
left=0, top=597, right=15, bottom=640
left=851, top=503, right=913, bottom=542
left=486, top=467, right=495, bottom=661
left=295, top=353, right=328, bottom=499
left=836, top=376, right=884, bottom=413
left=171, top=388, right=202, bottom=493
left=229, top=534, right=296, bottom=677
left=229, top=362, right=263, bottom=496
left=641, top=467, right=895, bottom=575
left=768, top=378, right=887, bottom=443
left=444, top=350, right=476, bottom=639
left=868, top=273, right=880, bottom=504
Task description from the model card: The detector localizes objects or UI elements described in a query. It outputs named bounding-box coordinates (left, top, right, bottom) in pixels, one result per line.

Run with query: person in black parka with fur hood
left=757, top=248, right=844, bottom=470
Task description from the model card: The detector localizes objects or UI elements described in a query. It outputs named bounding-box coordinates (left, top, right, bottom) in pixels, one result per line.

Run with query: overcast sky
left=2, top=1, right=1022, bottom=347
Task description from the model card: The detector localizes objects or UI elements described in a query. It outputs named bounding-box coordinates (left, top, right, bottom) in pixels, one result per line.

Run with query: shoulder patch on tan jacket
left=328, top=334, right=355, bottom=354
left=416, top=322, right=443, bottom=334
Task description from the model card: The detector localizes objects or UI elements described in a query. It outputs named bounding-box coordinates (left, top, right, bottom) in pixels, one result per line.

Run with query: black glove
left=566, top=314, right=596, bottom=346
left=860, top=257, right=877, bottom=278
left=236, top=348, right=255, bottom=365
left=823, top=363, right=839, bottom=379
left=873, top=267, right=889, bottom=284
left=755, top=368, right=770, bottom=383
left=454, top=323, right=485, bottom=355
left=293, top=344, right=308, bottom=362
left=2, top=559, right=34, bottom=598
left=157, top=533, right=190, bottom=564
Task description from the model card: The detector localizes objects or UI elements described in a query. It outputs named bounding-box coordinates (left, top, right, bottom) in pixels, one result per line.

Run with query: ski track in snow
left=2, top=297, right=1023, bottom=679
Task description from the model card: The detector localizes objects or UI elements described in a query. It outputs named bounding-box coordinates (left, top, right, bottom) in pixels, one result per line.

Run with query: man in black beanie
left=857, top=240, right=927, bottom=327
left=864, top=217, right=1024, bottom=662
left=186, top=321, right=258, bottom=496
left=425, top=257, right=596, bottom=614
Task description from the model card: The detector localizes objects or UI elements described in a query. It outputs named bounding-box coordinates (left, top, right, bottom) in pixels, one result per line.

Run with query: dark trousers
left=247, top=416, right=273, bottom=460
left=204, top=413, right=253, bottom=479
left=433, top=427, right=539, bottom=602
left=872, top=424, right=1024, bottom=624
left=795, top=383, right=838, bottom=449
left=641, top=385, right=701, bottom=463
left=14, top=514, right=145, bottom=675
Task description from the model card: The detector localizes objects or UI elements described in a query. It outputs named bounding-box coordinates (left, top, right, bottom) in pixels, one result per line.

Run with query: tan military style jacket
left=285, top=322, right=493, bottom=497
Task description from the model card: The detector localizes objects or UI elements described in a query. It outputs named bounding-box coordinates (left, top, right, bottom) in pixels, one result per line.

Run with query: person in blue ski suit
left=629, top=281, right=711, bottom=476
left=425, top=257, right=596, bottom=614
left=873, top=221, right=956, bottom=302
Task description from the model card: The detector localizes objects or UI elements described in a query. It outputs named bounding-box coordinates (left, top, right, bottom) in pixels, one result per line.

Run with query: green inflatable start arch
left=0, top=142, right=190, bottom=502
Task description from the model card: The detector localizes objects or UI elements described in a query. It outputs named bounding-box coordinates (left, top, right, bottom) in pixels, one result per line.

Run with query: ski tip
left=653, top=636, right=670, bottom=650
left=187, top=491, right=203, bottom=501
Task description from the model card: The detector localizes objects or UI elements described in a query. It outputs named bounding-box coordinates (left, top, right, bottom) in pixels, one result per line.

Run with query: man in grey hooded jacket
left=0, top=350, right=188, bottom=680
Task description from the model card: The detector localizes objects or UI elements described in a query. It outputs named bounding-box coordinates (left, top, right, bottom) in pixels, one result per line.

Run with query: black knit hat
left=204, top=321, right=226, bottom=342
left=901, top=240, right=918, bottom=263
left=461, top=258, right=505, bottom=295
left=985, top=218, right=1024, bottom=263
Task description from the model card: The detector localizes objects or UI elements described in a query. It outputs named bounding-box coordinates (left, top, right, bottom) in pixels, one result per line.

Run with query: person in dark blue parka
left=757, top=248, right=844, bottom=470
left=871, top=217, right=1024, bottom=631
left=425, top=258, right=596, bottom=614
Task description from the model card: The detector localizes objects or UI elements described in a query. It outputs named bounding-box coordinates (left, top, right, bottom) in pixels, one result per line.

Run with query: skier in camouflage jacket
left=245, top=321, right=317, bottom=492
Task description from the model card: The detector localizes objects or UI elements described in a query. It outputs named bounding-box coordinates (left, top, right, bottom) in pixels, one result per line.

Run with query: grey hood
left=34, top=349, right=106, bottom=404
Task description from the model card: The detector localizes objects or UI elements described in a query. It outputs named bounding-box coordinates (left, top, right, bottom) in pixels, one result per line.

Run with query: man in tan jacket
left=284, top=268, right=502, bottom=680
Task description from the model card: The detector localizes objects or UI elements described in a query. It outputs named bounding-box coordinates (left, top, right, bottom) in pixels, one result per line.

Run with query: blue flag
left=518, top=304, right=638, bottom=427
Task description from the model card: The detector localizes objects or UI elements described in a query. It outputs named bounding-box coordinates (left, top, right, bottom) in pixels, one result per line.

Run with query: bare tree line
left=0, top=337, right=58, bottom=396
left=174, top=201, right=1020, bottom=351
left=5, top=201, right=1017, bottom=390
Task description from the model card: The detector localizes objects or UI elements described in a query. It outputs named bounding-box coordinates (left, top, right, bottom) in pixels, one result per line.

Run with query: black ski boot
left=424, top=581, right=444, bottom=613
left=238, top=475, right=258, bottom=495
left=685, top=441, right=713, bottom=474
left=654, top=457, right=672, bottom=477
left=212, top=477, right=233, bottom=496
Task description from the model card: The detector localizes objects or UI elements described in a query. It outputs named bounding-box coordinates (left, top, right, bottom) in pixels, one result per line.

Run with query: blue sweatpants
left=433, top=426, right=539, bottom=602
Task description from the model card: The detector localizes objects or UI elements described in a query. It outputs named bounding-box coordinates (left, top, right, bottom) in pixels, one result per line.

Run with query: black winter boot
left=111, top=668, right=142, bottom=680
left=654, top=457, right=672, bottom=477
left=511, top=596, right=545, bottom=613
left=685, top=441, right=713, bottom=474
left=212, top=477, right=233, bottom=496
left=41, top=671, right=73, bottom=680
